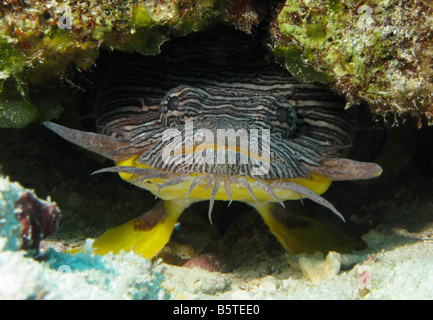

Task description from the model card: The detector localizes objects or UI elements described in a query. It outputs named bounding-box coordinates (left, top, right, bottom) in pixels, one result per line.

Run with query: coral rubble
left=0, top=177, right=168, bottom=300
left=0, top=0, right=225, bottom=128
left=1, top=1, right=432, bottom=128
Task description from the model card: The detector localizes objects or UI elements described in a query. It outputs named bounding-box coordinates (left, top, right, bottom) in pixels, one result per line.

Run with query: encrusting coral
left=0, top=176, right=60, bottom=253
left=271, top=0, right=433, bottom=125
left=0, top=0, right=226, bottom=128
left=0, top=176, right=168, bottom=300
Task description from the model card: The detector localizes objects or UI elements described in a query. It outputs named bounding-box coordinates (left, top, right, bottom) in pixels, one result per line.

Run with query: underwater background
left=1, top=0, right=433, bottom=299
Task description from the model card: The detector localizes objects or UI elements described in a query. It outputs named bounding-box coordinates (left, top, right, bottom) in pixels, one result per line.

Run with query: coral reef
left=0, top=0, right=226, bottom=128
left=0, top=0, right=217, bottom=79
left=271, top=0, right=433, bottom=124
left=218, top=0, right=264, bottom=33
left=0, top=91, right=37, bottom=128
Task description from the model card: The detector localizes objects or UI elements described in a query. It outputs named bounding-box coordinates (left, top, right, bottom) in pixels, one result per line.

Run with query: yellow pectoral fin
left=253, top=201, right=365, bottom=254
left=93, top=199, right=192, bottom=259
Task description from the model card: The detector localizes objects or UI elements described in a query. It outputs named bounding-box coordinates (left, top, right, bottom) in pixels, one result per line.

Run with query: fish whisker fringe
left=208, top=176, right=223, bottom=224
left=92, top=166, right=176, bottom=192
left=230, top=176, right=239, bottom=187
left=254, top=180, right=285, bottom=208
left=135, top=172, right=174, bottom=183
left=155, top=174, right=190, bottom=198
left=238, top=177, right=259, bottom=205
left=91, top=166, right=163, bottom=176
left=205, top=174, right=214, bottom=192
left=270, top=180, right=345, bottom=222
left=185, top=175, right=207, bottom=198
left=223, top=177, right=233, bottom=206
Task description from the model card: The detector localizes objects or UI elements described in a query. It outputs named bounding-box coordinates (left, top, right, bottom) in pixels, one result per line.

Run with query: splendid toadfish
left=45, top=31, right=382, bottom=258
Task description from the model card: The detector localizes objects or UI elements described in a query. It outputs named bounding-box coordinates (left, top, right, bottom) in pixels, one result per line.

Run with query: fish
left=45, top=31, right=382, bottom=258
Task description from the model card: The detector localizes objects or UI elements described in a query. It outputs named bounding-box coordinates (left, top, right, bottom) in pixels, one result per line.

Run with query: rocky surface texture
left=272, top=0, right=433, bottom=125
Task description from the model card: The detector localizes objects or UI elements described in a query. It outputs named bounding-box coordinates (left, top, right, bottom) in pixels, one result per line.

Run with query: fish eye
left=276, top=106, right=289, bottom=124
left=167, top=96, right=179, bottom=111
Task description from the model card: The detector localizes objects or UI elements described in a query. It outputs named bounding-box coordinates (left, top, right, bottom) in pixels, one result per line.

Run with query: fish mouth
left=135, top=125, right=315, bottom=180
left=91, top=160, right=345, bottom=223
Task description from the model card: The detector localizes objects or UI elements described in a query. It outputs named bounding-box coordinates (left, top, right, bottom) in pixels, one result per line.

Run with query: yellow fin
left=253, top=202, right=365, bottom=254
left=92, top=200, right=190, bottom=259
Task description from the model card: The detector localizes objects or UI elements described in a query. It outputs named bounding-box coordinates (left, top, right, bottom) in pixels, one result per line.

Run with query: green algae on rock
left=0, top=0, right=223, bottom=78
left=3, top=0, right=432, bottom=128
left=272, top=0, right=433, bottom=124
left=0, top=177, right=26, bottom=252
left=0, top=0, right=224, bottom=128
left=0, top=77, right=38, bottom=129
